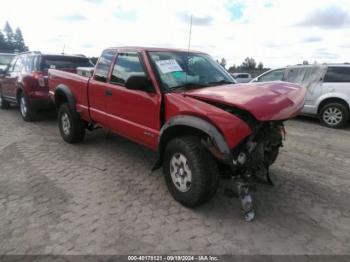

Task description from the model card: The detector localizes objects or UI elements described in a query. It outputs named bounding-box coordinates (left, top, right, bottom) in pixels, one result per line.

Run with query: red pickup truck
left=49, top=47, right=306, bottom=220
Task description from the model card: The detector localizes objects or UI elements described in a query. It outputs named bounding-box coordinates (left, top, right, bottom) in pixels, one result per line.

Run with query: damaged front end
left=224, top=108, right=286, bottom=221
left=231, top=121, right=285, bottom=182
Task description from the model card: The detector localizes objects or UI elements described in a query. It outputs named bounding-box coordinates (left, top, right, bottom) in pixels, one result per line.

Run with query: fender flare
left=54, top=84, right=76, bottom=110
left=316, top=93, right=350, bottom=112
left=153, top=115, right=231, bottom=170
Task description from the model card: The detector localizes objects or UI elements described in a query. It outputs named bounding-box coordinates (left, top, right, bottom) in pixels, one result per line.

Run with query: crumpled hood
left=184, top=81, right=306, bottom=121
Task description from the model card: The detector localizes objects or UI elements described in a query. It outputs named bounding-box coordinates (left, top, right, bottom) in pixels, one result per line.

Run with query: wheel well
left=16, top=87, right=24, bottom=103
left=158, top=125, right=213, bottom=164
left=161, top=125, right=210, bottom=146
left=55, top=89, right=68, bottom=108
left=318, top=98, right=350, bottom=114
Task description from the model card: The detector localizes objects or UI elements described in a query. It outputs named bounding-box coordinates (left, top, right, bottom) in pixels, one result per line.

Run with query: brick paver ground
left=0, top=107, right=349, bottom=255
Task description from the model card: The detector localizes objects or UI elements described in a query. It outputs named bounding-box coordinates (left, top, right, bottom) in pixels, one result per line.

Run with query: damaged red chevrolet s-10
left=48, top=47, right=306, bottom=221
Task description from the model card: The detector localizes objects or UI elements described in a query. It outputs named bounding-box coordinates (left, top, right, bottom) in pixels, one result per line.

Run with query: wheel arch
left=54, top=84, right=76, bottom=110
left=317, top=96, right=350, bottom=114
left=153, top=115, right=231, bottom=170
left=16, top=85, right=25, bottom=103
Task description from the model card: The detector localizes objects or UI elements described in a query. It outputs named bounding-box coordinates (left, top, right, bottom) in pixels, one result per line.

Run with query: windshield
left=148, top=51, right=235, bottom=91
left=0, top=54, right=14, bottom=65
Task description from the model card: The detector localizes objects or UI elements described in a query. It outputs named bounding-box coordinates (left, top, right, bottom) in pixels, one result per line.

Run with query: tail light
left=32, top=71, right=46, bottom=87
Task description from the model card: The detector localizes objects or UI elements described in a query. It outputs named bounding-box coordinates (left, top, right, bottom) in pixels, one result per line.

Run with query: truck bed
left=48, top=69, right=91, bottom=121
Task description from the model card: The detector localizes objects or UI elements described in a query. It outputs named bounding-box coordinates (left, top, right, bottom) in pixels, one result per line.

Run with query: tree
left=241, top=57, right=256, bottom=69
left=228, top=64, right=236, bottom=72
left=4, top=21, right=15, bottom=51
left=14, top=28, right=28, bottom=52
left=0, top=30, right=6, bottom=52
left=220, top=58, right=227, bottom=69
left=302, top=60, right=309, bottom=65
left=257, top=62, right=263, bottom=70
left=1, top=22, right=29, bottom=52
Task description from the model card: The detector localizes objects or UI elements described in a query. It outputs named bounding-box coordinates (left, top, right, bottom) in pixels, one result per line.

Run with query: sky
left=1, top=0, right=350, bottom=68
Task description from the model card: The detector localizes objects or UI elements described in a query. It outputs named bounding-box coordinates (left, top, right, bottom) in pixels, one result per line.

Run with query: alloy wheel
left=20, top=95, right=27, bottom=117
left=170, top=153, right=192, bottom=192
left=61, top=113, right=71, bottom=135
left=323, top=107, right=343, bottom=126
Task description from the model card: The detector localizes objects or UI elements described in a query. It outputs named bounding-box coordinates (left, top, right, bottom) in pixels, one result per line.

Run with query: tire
left=265, top=147, right=279, bottom=166
left=58, top=103, right=86, bottom=143
left=0, top=89, right=10, bottom=109
left=320, top=102, right=349, bottom=129
left=163, top=136, right=219, bottom=207
left=19, top=92, right=36, bottom=121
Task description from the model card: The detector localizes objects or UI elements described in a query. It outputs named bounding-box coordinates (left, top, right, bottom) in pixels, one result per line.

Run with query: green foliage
left=219, top=58, right=227, bottom=69
left=241, top=57, right=256, bottom=69
left=0, top=21, right=29, bottom=53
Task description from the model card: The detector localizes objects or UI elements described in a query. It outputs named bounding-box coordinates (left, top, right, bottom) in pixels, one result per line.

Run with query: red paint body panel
left=185, top=82, right=306, bottom=121
left=49, top=69, right=91, bottom=121
left=48, top=46, right=306, bottom=153
left=164, top=93, right=252, bottom=149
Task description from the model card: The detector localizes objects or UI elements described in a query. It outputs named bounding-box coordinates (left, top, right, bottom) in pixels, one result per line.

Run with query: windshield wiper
left=167, top=82, right=209, bottom=92
left=208, top=80, right=235, bottom=86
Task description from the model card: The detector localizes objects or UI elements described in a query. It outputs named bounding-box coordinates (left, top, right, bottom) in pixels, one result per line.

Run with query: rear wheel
left=320, top=102, right=349, bottom=129
left=58, top=103, right=86, bottom=143
left=19, top=92, right=36, bottom=121
left=163, top=136, right=219, bottom=207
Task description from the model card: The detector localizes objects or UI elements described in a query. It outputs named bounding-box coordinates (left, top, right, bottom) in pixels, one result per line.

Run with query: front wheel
left=163, top=136, right=219, bottom=207
left=58, top=103, right=86, bottom=143
left=320, top=103, right=349, bottom=129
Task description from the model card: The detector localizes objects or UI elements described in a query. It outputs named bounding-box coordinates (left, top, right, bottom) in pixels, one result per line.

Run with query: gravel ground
left=0, top=107, right=349, bottom=255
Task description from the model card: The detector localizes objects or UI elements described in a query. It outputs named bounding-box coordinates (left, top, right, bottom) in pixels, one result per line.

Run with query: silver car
left=231, top=73, right=252, bottom=83
left=251, top=64, right=350, bottom=129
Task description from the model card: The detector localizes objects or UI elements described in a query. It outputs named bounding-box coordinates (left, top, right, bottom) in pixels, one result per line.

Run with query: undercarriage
left=229, top=121, right=285, bottom=221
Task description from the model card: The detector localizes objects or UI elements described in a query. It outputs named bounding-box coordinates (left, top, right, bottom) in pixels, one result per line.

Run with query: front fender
left=160, top=115, right=231, bottom=154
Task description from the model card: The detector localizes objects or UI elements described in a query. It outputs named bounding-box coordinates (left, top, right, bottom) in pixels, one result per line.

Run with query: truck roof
left=105, top=46, right=207, bottom=54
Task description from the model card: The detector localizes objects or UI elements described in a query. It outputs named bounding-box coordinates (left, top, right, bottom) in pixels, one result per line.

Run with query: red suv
left=0, top=51, right=93, bottom=121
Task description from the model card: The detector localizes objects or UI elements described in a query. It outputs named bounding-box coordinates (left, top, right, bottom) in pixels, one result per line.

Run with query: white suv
left=251, top=64, right=350, bottom=129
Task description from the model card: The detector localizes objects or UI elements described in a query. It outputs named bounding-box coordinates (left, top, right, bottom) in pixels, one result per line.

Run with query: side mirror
left=125, top=75, right=154, bottom=93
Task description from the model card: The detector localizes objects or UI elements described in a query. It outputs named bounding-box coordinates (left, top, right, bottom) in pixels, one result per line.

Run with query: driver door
left=105, top=51, right=161, bottom=150
left=1, top=57, right=18, bottom=99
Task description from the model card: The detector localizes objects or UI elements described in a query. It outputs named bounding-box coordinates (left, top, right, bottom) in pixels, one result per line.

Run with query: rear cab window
left=41, top=55, right=94, bottom=71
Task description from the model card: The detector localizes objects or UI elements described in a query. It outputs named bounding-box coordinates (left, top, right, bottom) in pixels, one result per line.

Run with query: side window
left=23, top=56, right=33, bottom=72
left=324, top=67, right=350, bottom=83
left=13, top=57, right=24, bottom=72
left=259, top=69, right=284, bottom=82
left=110, top=52, right=146, bottom=86
left=33, top=56, right=41, bottom=71
left=7, top=58, right=18, bottom=72
left=94, top=50, right=115, bottom=82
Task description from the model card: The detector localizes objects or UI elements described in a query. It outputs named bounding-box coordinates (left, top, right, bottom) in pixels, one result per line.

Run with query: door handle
left=105, top=90, right=112, bottom=96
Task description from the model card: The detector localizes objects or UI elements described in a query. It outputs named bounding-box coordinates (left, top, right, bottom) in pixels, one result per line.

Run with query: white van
left=251, top=64, right=350, bottom=129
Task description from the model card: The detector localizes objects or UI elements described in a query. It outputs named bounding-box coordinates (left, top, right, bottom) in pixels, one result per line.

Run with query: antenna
left=62, top=44, right=65, bottom=55
left=186, top=14, right=193, bottom=85
left=187, top=14, right=193, bottom=51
